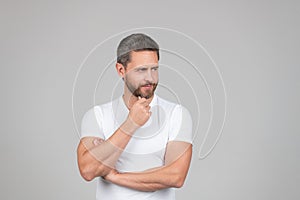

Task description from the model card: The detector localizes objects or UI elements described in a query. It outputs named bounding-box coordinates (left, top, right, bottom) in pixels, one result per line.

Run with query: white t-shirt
left=81, top=94, right=193, bottom=200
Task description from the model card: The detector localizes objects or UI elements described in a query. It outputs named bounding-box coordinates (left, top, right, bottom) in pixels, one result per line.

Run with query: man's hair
left=117, top=33, right=160, bottom=67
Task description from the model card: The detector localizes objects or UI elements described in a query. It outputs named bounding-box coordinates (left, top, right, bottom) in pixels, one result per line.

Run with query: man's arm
left=77, top=97, right=151, bottom=181
left=77, top=122, right=135, bottom=181
left=104, top=141, right=192, bottom=192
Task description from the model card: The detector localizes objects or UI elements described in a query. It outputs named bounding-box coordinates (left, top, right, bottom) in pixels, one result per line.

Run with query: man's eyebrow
left=135, top=65, right=159, bottom=69
left=134, top=66, right=147, bottom=70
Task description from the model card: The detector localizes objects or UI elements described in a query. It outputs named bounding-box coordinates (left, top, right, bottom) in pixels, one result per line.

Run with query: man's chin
left=143, top=94, right=154, bottom=99
left=133, top=91, right=154, bottom=99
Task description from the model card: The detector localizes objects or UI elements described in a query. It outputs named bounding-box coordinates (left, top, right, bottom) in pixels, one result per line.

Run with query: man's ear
left=116, top=63, right=125, bottom=79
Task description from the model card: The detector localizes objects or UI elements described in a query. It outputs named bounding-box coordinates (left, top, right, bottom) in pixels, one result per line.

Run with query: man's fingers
left=139, top=98, right=151, bottom=106
left=138, top=96, right=146, bottom=102
left=135, top=97, right=150, bottom=107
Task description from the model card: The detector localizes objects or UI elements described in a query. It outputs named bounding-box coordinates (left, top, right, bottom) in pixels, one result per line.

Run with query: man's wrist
left=120, top=117, right=140, bottom=135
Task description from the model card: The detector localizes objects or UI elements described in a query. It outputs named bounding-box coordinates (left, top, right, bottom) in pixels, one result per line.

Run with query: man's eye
left=152, top=67, right=158, bottom=71
left=138, top=68, right=147, bottom=72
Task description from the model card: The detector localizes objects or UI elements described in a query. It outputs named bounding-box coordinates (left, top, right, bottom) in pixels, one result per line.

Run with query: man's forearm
left=104, top=144, right=192, bottom=191
left=105, top=165, right=182, bottom=192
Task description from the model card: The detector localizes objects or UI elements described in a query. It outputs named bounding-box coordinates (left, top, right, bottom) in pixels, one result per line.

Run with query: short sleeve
left=80, top=106, right=105, bottom=139
left=168, top=105, right=193, bottom=144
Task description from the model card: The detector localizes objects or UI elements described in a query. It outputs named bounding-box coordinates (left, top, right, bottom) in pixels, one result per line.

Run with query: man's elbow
left=82, top=173, right=94, bottom=182
left=173, top=178, right=185, bottom=188
left=80, top=166, right=96, bottom=182
left=79, top=163, right=111, bottom=182
left=172, top=173, right=186, bottom=188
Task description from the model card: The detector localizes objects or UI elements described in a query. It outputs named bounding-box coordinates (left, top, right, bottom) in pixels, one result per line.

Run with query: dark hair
left=117, top=33, right=160, bottom=67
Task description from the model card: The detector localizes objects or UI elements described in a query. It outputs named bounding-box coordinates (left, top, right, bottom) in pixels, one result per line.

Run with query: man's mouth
left=141, top=84, right=153, bottom=89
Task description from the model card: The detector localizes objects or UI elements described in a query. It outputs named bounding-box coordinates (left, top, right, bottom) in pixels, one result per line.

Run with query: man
left=77, top=33, right=193, bottom=200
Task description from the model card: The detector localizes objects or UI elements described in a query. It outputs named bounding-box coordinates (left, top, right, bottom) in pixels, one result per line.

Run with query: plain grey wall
left=0, top=0, right=299, bottom=199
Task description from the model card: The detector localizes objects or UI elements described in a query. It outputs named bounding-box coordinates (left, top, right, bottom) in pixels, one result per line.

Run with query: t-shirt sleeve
left=80, top=106, right=105, bottom=139
left=168, top=105, right=193, bottom=144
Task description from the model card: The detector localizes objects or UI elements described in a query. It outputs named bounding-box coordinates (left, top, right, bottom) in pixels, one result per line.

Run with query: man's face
left=124, top=51, right=159, bottom=99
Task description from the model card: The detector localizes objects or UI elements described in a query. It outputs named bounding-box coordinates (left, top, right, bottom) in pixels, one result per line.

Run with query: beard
left=125, top=80, right=158, bottom=99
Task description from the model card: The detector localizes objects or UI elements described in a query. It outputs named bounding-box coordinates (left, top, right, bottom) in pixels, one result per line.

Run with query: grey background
left=1, top=0, right=299, bottom=199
